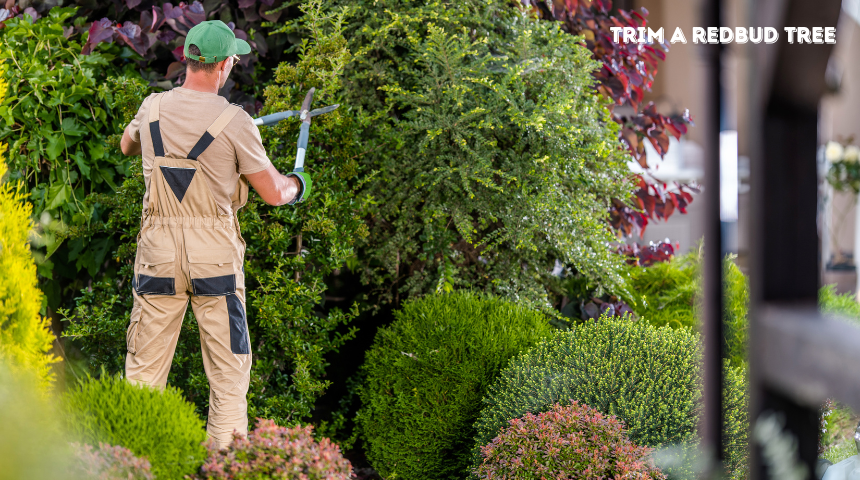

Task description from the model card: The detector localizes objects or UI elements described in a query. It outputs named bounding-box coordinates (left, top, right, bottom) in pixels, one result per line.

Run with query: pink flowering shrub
left=192, top=418, right=353, bottom=480
left=71, top=443, right=154, bottom=480
left=474, top=401, right=666, bottom=480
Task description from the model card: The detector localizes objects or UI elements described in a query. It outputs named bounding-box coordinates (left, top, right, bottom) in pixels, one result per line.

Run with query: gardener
left=119, top=20, right=309, bottom=449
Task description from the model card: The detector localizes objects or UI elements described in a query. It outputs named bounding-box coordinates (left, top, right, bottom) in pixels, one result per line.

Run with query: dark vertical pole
left=701, top=0, right=724, bottom=476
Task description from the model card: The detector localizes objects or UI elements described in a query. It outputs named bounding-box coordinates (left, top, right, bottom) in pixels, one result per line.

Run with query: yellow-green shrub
left=0, top=143, right=58, bottom=392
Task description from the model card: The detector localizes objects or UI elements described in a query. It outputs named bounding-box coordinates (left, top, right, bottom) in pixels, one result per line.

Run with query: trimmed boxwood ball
left=356, top=291, right=554, bottom=480
left=472, top=315, right=748, bottom=477
left=64, top=374, right=208, bottom=480
left=474, top=401, right=665, bottom=479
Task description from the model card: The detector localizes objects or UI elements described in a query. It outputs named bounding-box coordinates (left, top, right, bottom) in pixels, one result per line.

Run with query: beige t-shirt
left=125, top=87, right=271, bottom=216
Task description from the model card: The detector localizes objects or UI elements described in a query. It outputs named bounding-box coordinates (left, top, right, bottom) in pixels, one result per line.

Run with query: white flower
left=845, top=145, right=860, bottom=163
left=826, top=141, right=845, bottom=162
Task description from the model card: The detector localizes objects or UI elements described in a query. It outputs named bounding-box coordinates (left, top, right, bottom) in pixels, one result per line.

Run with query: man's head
left=183, top=21, right=251, bottom=89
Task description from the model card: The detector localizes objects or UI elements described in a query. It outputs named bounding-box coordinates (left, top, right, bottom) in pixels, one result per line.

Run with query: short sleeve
left=125, top=94, right=159, bottom=143
left=234, top=117, right=272, bottom=175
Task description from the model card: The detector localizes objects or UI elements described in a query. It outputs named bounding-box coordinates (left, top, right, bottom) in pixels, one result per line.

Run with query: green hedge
left=472, top=315, right=748, bottom=477
left=356, top=291, right=553, bottom=480
left=64, top=375, right=208, bottom=480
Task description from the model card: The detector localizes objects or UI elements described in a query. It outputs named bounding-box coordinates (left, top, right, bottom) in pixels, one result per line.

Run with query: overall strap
left=148, top=92, right=167, bottom=157
left=187, top=104, right=243, bottom=160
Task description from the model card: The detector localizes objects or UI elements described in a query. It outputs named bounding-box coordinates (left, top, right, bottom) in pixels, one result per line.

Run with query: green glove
left=287, top=171, right=312, bottom=204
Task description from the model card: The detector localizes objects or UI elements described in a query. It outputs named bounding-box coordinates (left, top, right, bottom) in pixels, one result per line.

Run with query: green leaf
left=61, top=117, right=87, bottom=136
left=47, top=183, right=71, bottom=210
left=74, top=152, right=91, bottom=179
left=46, top=134, right=65, bottom=160
left=0, top=106, right=13, bottom=127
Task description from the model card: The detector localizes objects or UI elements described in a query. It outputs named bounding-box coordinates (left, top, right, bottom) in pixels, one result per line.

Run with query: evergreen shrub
left=0, top=159, right=58, bottom=392
left=192, top=419, right=352, bottom=480
left=64, top=374, right=208, bottom=480
left=626, top=250, right=748, bottom=368
left=357, top=291, right=554, bottom=480
left=472, top=316, right=748, bottom=477
left=474, top=401, right=665, bottom=479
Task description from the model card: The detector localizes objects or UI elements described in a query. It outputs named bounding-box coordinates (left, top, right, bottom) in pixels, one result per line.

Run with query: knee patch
left=226, top=294, right=250, bottom=355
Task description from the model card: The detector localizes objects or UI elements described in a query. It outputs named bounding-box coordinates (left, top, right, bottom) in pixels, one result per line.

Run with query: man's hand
left=120, top=128, right=142, bottom=156
left=245, top=164, right=302, bottom=206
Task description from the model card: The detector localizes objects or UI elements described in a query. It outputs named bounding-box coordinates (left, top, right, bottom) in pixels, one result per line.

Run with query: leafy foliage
left=76, top=0, right=298, bottom=112
left=0, top=8, right=152, bottom=308
left=617, top=239, right=678, bottom=267
left=474, top=401, right=665, bottom=480
left=71, top=443, right=155, bottom=480
left=64, top=0, right=365, bottom=428
left=0, top=158, right=58, bottom=393
left=63, top=374, right=208, bottom=480
left=521, top=0, right=697, bottom=239
left=820, top=284, right=860, bottom=323
left=472, top=315, right=749, bottom=478
left=336, top=0, right=633, bottom=305
left=192, top=418, right=352, bottom=480
left=357, top=291, right=553, bottom=480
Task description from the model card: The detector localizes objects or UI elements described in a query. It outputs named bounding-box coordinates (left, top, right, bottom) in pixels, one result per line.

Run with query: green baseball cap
left=184, top=20, right=251, bottom=64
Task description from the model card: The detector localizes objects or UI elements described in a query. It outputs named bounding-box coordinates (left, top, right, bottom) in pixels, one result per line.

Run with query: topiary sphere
left=472, top=315, right=748, bottom=476
left=357, top=291, right=554, bottom=480
left=64, top=374, right=208, bottom=480
left=474, top=401, right=665, bottom=480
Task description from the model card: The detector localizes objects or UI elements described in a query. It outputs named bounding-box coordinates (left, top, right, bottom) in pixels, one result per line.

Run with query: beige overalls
left=126, top=92, right=252, bottom=449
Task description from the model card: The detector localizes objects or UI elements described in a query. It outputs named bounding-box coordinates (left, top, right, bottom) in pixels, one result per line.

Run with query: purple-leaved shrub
left=192, top=418, right=352, bottom=480
left=71, top=443, right=154, bottom=480
left=475, top=401, right=666, bottom=480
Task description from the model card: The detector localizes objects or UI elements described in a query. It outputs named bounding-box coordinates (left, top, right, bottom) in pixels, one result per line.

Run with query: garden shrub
left=472, top=315, right=748, bottom=477
left=191, top=418, right=352, bottom=480
left=474, top=401, right=665, bottom=480
left=64, top=0, right=364, bottom=429
left=64, top=374, right=208, bottom=480
left=0, top=7, right=151, bottom=308
left=0, top=159, right=58, bottom=393
left=71, top=443, right=154, bottom=480
left=335, top=0, right=633, bottom=305
left=820, top=284, right=860, bottom=323
left=356, top=291, right=554, bottom=480
left=625, top=249, right=749, bottom=368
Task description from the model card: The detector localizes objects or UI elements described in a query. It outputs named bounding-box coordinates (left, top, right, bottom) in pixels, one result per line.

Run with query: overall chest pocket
left=135, top=247, right=176, bottom=296
left=188, top=249, right=236, bottom=296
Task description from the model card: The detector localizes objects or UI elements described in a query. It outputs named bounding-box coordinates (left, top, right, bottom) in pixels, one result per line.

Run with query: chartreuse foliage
left=472, top=316, right=748, bottom=479
left=475, top=401, right=665, bottom=480
left=65, top=0, right=366, bottom=429
left=0, top=155, right=58, bottom=392
left=0, top=7, right=151, bottom=308
left=0, top=362, right=78, bottom=480
left=333, top=0, right=632, bottom=305
left=64, top=374, right=207, bottom=480
left=357, top=291, right=553, bottom=480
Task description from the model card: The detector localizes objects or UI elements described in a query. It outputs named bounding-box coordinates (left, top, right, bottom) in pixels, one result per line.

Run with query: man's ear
left=219, top=58, right=230, bottom=72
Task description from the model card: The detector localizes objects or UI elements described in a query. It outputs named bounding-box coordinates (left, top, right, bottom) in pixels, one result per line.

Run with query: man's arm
left=245, top=164, right=302, bottom=206
left=121, top=128, right=142, bottom=156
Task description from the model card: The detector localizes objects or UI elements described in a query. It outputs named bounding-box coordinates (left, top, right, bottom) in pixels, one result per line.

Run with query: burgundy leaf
left=82, top=18, right=117, bottom=55
left=21, top=6, right=38, bottom=22
left=172, top=44, right=185, bottom=62
left=165, top=61, right=186, bottom=79
left=125, top=0, right=142, bottom=10
left=157, top=29, right=176, bottom=43
left=237, top=0, right=256, bottom=7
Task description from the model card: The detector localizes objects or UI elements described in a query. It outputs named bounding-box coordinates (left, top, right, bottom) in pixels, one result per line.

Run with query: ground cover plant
left=64, top=374, right=208, bottom=480
left=357, top=291, right=554, bottom=480
left=474, top=401, right=665, bottom=480
left=472, top=315, right=749, bottom=478
left=192, top=418, right=353, bottom=479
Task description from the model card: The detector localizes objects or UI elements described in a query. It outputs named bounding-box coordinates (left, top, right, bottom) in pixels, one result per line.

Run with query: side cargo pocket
left=188, top=249, right=236, bottom=296
left=135, top=247, right=176, bottom=295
